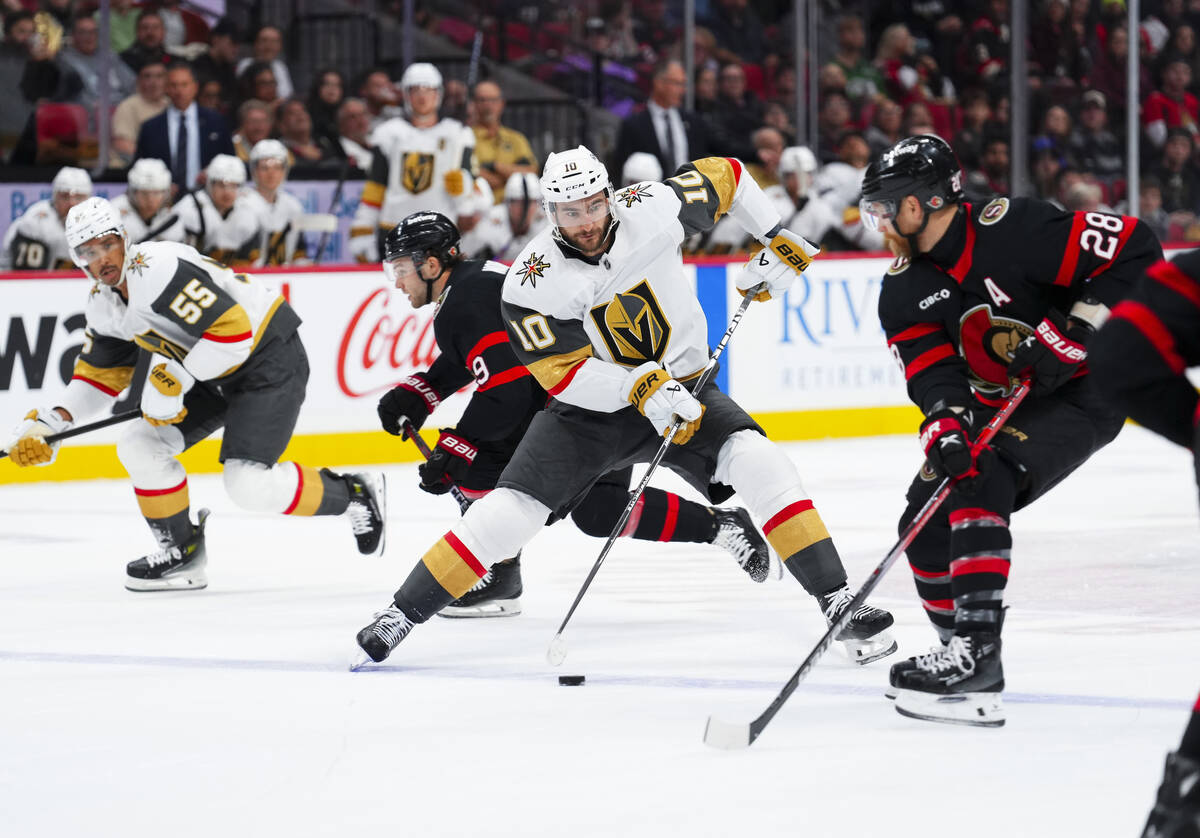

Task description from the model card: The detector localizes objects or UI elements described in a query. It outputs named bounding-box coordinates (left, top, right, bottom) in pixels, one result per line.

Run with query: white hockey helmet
left=400, top=62, right=443, bottom=116
left=52, top=166, right=93, bottom=197
left=504, top=171, right=543, bottom=203
left=205, top=153, right=247, bottom=186
left=127, top=158, right=172, bottom=193
left=65, top=196, right=129, bottom=280
left=540, top=145, right=614, bottom=246
left=620, top=152, right=662, bottom=186
left=779, top=145, right=818, bottom=198
left=249, top=138, right=289, bottom=170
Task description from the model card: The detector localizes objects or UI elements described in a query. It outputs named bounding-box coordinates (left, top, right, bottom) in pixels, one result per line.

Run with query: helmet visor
left=382, top=254, right=421, bottom=285
left=72, top=233, right=123, bottom=265
left=859, top=196, right=898, bottom=232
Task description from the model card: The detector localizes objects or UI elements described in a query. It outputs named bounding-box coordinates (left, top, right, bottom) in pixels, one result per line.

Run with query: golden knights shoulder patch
left=127, top=251, right=150, bottom=276
left=518, top=252, right=550, bottom=287
left=616, top=183, right=653, bottom=207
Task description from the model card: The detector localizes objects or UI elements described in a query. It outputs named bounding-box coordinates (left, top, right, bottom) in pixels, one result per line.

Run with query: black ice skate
left=884, top=641, right=948, bottom=700
left=819, top=586, right=898, bottom=665
left=125, top=508, right=210, bottom=592
left=439, top=556, right=523, bottom=618
left=893, top=633, right=1005, bottom=727
left=1142, top=751, right=1200, bottom=838
left=351, top=603, right=415, bottom=668
left=344, top=471, right=386, bottom=557
left=711, top=507, right=775, bottom=583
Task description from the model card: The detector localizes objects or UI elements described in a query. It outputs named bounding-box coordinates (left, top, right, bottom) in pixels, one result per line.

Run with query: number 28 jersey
left=879, top=197, right=1162, bottom=412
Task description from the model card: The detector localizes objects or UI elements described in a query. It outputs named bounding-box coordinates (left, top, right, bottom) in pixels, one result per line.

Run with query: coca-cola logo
left=337, top=288, right=440, bottom=397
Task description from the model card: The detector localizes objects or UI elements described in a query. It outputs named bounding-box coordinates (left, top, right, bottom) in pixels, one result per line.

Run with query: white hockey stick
left=546, top=282, right=765, bottom=666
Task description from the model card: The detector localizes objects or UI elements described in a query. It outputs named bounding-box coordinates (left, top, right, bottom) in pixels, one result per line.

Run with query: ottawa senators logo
left=401, top=152, right=435, bottom=194
left=590, top=279, right=671, bottom=366
left=958, top=304, right=1033, bottom=392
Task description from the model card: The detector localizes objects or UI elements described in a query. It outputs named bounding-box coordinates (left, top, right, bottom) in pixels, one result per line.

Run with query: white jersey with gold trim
left=175, top=190, right=263, bottom=265
left=0, top=199, right=73, bottom=270
left=239, top=187, right=306, bottom=266
left=111, top=193, right=185, bottom=244
left=460, top=202, right=546, bottom=262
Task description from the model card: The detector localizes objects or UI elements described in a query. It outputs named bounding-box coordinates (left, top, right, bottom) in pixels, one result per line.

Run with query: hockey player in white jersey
left=461, top=171, right=546, bottom=261
left=348, top=63, right=476, bottom=262
left=240, top=139, right=308, bottom=266
left=175, top=154, right=262, bottom=266
left=112, top=159, right=185, bottom=244
left=1, top=167, right=92, bottom=270
left=354, top=147, right=898, bottom=665
left=3, top=197, right=386, bottom=592
left=779, top=146, right=883, bottom=251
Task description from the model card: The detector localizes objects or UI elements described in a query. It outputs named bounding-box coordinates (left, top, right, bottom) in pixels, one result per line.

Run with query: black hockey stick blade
left=1, top=409, right=141, bottom=460
left=703, top=379, right=1031, bottom=749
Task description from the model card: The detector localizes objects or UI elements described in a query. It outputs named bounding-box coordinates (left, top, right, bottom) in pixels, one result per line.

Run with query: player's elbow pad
left=184, top=334, right=252, bottom=381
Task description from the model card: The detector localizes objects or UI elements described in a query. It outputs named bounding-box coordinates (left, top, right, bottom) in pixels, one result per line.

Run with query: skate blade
left=349, top=651, right=374, bottom=672
left=703, top=716, right=752, bottom=750
left=438, top=598, right=522, bottom=619
left=125, top=573, right=208, bottom=592
left=884, top=684, right=898, bottom=700
left=839, top=635, right=898, bottom=666
left=893, top=689, right=1005, bottom=727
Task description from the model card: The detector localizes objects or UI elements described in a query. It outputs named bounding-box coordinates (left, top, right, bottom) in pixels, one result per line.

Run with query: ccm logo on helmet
left=918, top=289, right=951, bottom=310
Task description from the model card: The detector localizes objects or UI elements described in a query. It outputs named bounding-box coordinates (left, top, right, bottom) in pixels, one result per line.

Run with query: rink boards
left=0, top=255, right=920, bottom=482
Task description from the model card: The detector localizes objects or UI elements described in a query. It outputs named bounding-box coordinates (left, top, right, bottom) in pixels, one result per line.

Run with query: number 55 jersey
left=879, top=197, right=1162, bottom=412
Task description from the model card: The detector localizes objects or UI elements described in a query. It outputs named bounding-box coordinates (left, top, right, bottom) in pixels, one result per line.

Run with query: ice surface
left=1, top=425, right=1197, bottom=837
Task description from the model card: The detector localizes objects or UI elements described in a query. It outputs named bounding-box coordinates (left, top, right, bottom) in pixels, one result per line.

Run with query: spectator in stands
left=614, top=59, right=709, bottom=183
left=901, top=101, right=937, bottom=139
left=1144, top=57, right=1200, bottom=150
left=335, top=97, right=373, bottom=171
left=814, top=130, right=871, bottom=212
left=865, top=98, right=903, bottom=161
left=1150, top=127, right=1200, bottom=215
left=441, top=78, right=469, bottom=123
left=307, top=68, right=345, bottom=150
left=594, top=5, right=640, bottom=62
left=97, top=0, right=138, bottom=55
left=110, top=60, right=167, bottom=165
left=703, top=0, right=766, bottom=66
left=198, top=79, right=223, bottom=115
left=59, top=14, right=136, bottom=114
left=952, top=89, right=992, bottom=171
left=276, top=96, right=329, bottom=164
left=120, top=10, right=167, bottom=74
left=762, top=102, right=794, bottom=146
left=136, top=61, right=234, bottom=192
left=771, top=66, right=797, bottom=107
left=359, top=68, right=401, bottom=134
left=1031, top=148, right=1062, bottom=201
left=237, top=61, right=281, bottom=115
left=1089, top=24, right=1149, bottom=128
left=832, top=13, right=883, bottom=106
left=0, top=11, right=39, bottom=151
left=1032, top=105, right=1074, bottom=169
left=154, top=0, right=192, bottom=49
left=964, top=135, right=1010, bottom=201
left=232, top=99, right=273, bottom=162
left=963, top=0, right=1011, bottom=87
left=470, top=79, right=537, bottom=202
left=816, top=92, right=853, bottom=165
left=1131, top=176, right=1171, bottom=241
left=237, top=25, right=292, bottom=99
left=1031, top=0, right=1088, bottom=94
left=694, top=65, right=718, bottom=114
left=192, top=18, right=240, bottom=115
left=747, top=126, right=785, bottom=189
left=1069, top=89, right=1123, bottom=189
left=818, top=62, right=848, bottom=99
left=41, top=0, right=73, bottom=31
left=1155, top=23, right=1197, bottom=83
left=633, top=0, right=679, bottom=60
left=874, top=23, right=918, bottom=104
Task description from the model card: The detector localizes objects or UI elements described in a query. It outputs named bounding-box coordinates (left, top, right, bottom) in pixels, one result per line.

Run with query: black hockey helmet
left=382, top=211, right=461, bottom=305
left=859, top=134, right=964, bottom=232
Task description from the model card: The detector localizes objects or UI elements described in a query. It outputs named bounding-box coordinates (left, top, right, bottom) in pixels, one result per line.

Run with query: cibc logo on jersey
left=589, top=279, right=671, bottom=365
left=958, top=304, right=1034, bottom=392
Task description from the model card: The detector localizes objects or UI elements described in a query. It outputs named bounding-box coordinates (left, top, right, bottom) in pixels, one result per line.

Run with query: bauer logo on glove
left=141, top=356, right=194, bottom=427
left=736, top=227, right=820, bottom=302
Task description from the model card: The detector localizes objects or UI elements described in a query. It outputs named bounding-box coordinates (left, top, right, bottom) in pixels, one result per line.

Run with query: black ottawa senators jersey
left=878, top=197, right=1162, bottom=412
left=422, top=258, right=546, bottom=445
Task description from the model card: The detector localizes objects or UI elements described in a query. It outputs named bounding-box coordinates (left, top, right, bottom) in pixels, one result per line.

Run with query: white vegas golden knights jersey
left=64, top=241, right=292, bottom=412
left=353, top=116, right=476, bottom=235
left=460, top=202, right=546, bottom=262
left=174, top=190, right=262, bottom=266
left=501, top=157, right=777, bottom=414
left=239, top=186, right=306, bottom=266
left=111, top=193, right=185, bottom=245
left=0, top=199, right=73, bottom=270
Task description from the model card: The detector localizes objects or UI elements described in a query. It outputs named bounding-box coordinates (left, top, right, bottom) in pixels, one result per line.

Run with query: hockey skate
left=711, top=507, right=775, bottom=583
left=884, top=641, right=948, bottom=700
left=893, top=633, right=1005, bottom=727
left=439, top=556, right=523, bottom=618
left=344, top=471, right=386, bottom=557
left=1142, top=751, right=1200, bottom=838
left=819, top=586, right=898, bottom=665
left=125, top=508, right=210, bottom=592
left=351, top=603, right=416, bottom=669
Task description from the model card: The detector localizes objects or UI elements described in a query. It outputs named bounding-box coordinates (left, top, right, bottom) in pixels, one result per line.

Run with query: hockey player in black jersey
left=860, top=135, right=1162, bottom=727
left=373, top=211, right=773, bottom=617
left=1088, top=252, right=1200, bottom=836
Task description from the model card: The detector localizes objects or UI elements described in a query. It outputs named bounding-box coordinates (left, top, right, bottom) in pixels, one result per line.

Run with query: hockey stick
left=546, top=282, right=766, bottom=666
left=136, top=212, right=181, bottom=244
left=702, top=379, right=1032, bottom=749
left=1, top=409, right=141, bottom=460
left=401, top=418, right=471, bottom=514
left=314, top=156, right=352, bottom=265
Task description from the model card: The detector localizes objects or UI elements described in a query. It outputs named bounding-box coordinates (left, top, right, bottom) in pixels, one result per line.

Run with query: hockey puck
left=558, top=675, right=586, bottom=686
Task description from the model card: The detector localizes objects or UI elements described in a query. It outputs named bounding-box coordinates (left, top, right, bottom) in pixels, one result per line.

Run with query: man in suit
left=135, top=62, right=234, bottom=193
left=613, top=59, right=709, bottom=179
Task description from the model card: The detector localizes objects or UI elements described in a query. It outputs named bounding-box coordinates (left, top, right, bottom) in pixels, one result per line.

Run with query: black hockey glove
left=1007, top=310, right=1090, bottom=396
left=920, top=406, right=983, bottom=482
left=418, top=430, right=478, bottom=495
left=378, top=374, right=441, bottom=439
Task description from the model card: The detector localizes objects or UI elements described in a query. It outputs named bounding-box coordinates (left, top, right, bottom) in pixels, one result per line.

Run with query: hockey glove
left=737, top=228, right=820, bottom=302
left=378, top=374, right=441, bottom=439
left=1007, top=309, right=1089, bottom=396
left=623, top=361, right=705, bottom=445
left=418, top=430, right=477, bottom=495
left=141, top=356, right=193, bottom=427
left=920, top=406, right=982, bottom=483
left=443, top=169, right=466, bottom=197
left=349, top=232, right=378, bottom=264
left=5, top=408, right=71, bottom=467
